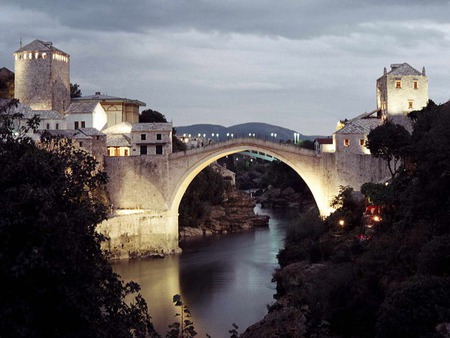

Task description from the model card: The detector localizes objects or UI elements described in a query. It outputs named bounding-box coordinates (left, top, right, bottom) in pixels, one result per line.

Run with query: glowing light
left=338, top=219, right=345, bottom=227
left=373, top=215, right=381, bottom=222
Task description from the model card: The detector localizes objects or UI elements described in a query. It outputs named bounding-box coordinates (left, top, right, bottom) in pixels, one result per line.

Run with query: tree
left=366, top=120, right=412, bottom=179
left=139, top=109, right=167, bottom=123
left=139, top=109, right=187, bottom=152
left=70, top=83, right=82, bottom=98
left=0, top=109, right=157, bottom=337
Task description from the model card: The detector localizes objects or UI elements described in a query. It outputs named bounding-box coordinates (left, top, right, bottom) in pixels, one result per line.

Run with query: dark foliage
left=0, top=111, right=157, bottom=337
left=139, top=109, right=167, bottom=123
left=179, top=166, right=229, bottom=228
left=366, top=120, right=412, bottom=178
left=274, top=101, right=450, bottom=338
left=70, top=83, right=82, bottom=98
left=377, top=276, right=450, bottom=338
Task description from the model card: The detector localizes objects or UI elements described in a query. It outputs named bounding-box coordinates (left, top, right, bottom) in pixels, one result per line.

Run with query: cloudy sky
left=1, top=1, right=450, bottom=135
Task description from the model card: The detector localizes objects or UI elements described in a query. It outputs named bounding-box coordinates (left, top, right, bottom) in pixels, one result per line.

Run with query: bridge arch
left=168, top=138, right=335, bottom=221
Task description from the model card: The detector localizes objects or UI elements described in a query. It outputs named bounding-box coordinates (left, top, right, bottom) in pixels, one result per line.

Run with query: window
left=414, top=81, right=418, bottom=90
left=56, top=123, right=59, bottom=130
left=156, top=145, right=163, bottom=154
left=124, top=149, right=129, bottom=156
left=114, top=147, right=120, bottom=156
left=46, top=123, right=50, bottom=130
left=156, top=133, right=162, bottom=140
left=343, top=139, right=350, bottom=147
left=396, top=81, right=402, bottom=89
left=74, top=121, right=79, bottom=129
left=140, top=145, right=147, bottom=155
left=81, top=121, right=86, bottom=128
left=408, top=100, right=414, bottom=109
left=360, top=139, right=365, bottom=146
left=79, top=142, right=83, bottom=148
left=141, top=134, right=146, bottom=141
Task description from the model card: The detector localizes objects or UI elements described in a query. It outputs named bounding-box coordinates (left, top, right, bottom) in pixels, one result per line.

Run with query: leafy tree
left=376, top=276, right=450, bottom=338
left=366, top=120, right=412, bottom=179
left=139, top=109, right=186, bottom=152
left=0, top=108, right=157, bottom=337
left=402, top=101, right=450, bottom=232
left=70, top=82, right=82, bottom=98
left=179, top=166, right=229, bottom=228
left=139, top=109, right=167, bottom=123
left=298, top=139, right=315, bottom=150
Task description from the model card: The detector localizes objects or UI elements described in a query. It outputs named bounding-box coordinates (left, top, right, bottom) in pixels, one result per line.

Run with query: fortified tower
left=376, top=63, right=428, bottom=117
left=14, top=40, right=70, bottom=114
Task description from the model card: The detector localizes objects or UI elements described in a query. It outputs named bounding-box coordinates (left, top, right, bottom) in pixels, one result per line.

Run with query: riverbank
left=180, top=190, right=270, bottom=238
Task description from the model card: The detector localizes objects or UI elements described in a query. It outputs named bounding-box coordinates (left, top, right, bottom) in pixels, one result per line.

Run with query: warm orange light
left=373, top=215, right=381, bottom=222
left=338, top=219, right=345, bottom=227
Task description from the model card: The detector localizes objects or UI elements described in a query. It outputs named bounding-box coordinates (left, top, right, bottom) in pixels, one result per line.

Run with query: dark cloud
left=2, top=1, right=450, bottom=134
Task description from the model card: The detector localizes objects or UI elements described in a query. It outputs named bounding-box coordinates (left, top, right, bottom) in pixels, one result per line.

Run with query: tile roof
left=387, top=63, right=422, bottom=76
left=336, top=118, right=382, bottom=134
left=131, top=122, right=172, bottom=132
left=30, top=110, right=64, bottom=120
left=0, top=99, right=63, bottom=120
left=44, top=129, right=91, bottom=140
left=73, top=93, right=145, bottom=106
left=14, top=39, right=67, bottom=55
left=79, top=128, right=106, bottom=136
left=66, top=102, right=99, bottom=114
left=106, top=134, right=131, bottom=147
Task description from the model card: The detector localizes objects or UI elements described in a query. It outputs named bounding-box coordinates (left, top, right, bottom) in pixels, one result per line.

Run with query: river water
left=113, top=205, right=295, bottom=337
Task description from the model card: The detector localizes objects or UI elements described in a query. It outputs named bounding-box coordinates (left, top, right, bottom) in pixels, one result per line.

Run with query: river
left=112, top=205, right=295, bottom=337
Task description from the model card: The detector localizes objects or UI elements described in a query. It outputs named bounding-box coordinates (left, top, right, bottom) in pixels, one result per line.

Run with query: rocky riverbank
left=256, top=186, right=315, bottom=209
left=179, top=190, right=269, bottom=237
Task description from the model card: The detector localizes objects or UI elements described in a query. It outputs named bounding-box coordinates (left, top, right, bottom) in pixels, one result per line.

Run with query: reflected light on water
left=113, top=205, right=291, bottom=337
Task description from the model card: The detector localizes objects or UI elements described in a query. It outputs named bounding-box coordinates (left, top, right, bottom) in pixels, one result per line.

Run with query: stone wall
left=97, top=211, right=180, bottom=260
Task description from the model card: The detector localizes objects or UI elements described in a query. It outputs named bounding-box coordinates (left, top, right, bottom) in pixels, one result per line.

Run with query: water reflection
left=113, top=206, right=291, bottom=337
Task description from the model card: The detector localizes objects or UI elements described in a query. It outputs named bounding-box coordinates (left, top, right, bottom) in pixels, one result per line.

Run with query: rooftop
left=14, top=39, right=68, bottom=55
left=73, top=92, right=145, bottom=107
left=131, top=122, right=173, bottom=132
left=66, top=102, right=100, bottom=114
left=384, top=63, right=424, bottom=77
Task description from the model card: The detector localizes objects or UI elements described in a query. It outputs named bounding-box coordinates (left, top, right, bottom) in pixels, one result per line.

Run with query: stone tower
left=376, top=63, right=428, bottom=117
left=14, top=40, right=70, bottom=114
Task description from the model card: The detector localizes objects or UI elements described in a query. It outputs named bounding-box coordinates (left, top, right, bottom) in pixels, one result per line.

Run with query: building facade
left=65, top=101, right=108, bottom=131
left=376, top=63, right=428, bottom=117
left=14, top=40, right=70, bottom=114
left=72, top=92, right=145, bottom=128
left=131, top=123, right=173, bottom=155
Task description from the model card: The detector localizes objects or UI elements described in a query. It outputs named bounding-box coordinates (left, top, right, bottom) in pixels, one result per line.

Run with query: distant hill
left=174, top=122, right=322, bottom=142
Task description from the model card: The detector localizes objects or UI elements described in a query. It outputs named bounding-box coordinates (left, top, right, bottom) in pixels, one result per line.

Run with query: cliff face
left=257, top=186, right=316, bottom=210
left=180, top=190, right=269, bottom=237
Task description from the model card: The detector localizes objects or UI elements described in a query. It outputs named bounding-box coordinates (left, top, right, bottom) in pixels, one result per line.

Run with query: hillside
left=174, top=122, right=322, bottom=142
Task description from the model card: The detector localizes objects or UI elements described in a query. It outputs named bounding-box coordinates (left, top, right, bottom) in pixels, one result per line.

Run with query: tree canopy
left=366, top=120, right=412, bottom=179
left=0, top=106, right=157, bottom=337
left=70, top=83, right=82, bottom=98
left=139, top=109, right=167, bottom=123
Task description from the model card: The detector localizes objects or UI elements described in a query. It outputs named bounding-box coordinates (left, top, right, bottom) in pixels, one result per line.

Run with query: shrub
left=376, top=276, right=450, bottom=338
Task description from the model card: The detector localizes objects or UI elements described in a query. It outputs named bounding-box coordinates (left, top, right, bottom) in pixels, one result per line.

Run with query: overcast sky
left=1, top=1, right=450, bottom=135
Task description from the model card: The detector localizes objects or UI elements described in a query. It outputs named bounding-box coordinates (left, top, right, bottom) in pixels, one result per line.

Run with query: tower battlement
left=14, top=39, right=70, bottom=114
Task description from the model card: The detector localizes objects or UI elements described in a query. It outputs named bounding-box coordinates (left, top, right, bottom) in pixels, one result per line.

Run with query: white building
left=65, top=101, right=107, bottom=131
left=377, top=63, right=428, bottom=117
left=131, top=123, right=173, bottom=155
left=318, top=63, right=428, bottom=156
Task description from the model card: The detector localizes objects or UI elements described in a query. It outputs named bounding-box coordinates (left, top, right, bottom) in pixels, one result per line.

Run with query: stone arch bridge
left=99, top=138, right=389, bottom=259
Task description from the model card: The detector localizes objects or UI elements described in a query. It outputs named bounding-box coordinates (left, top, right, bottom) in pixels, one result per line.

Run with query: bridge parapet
left=169, top=137, right=317, bottom=160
